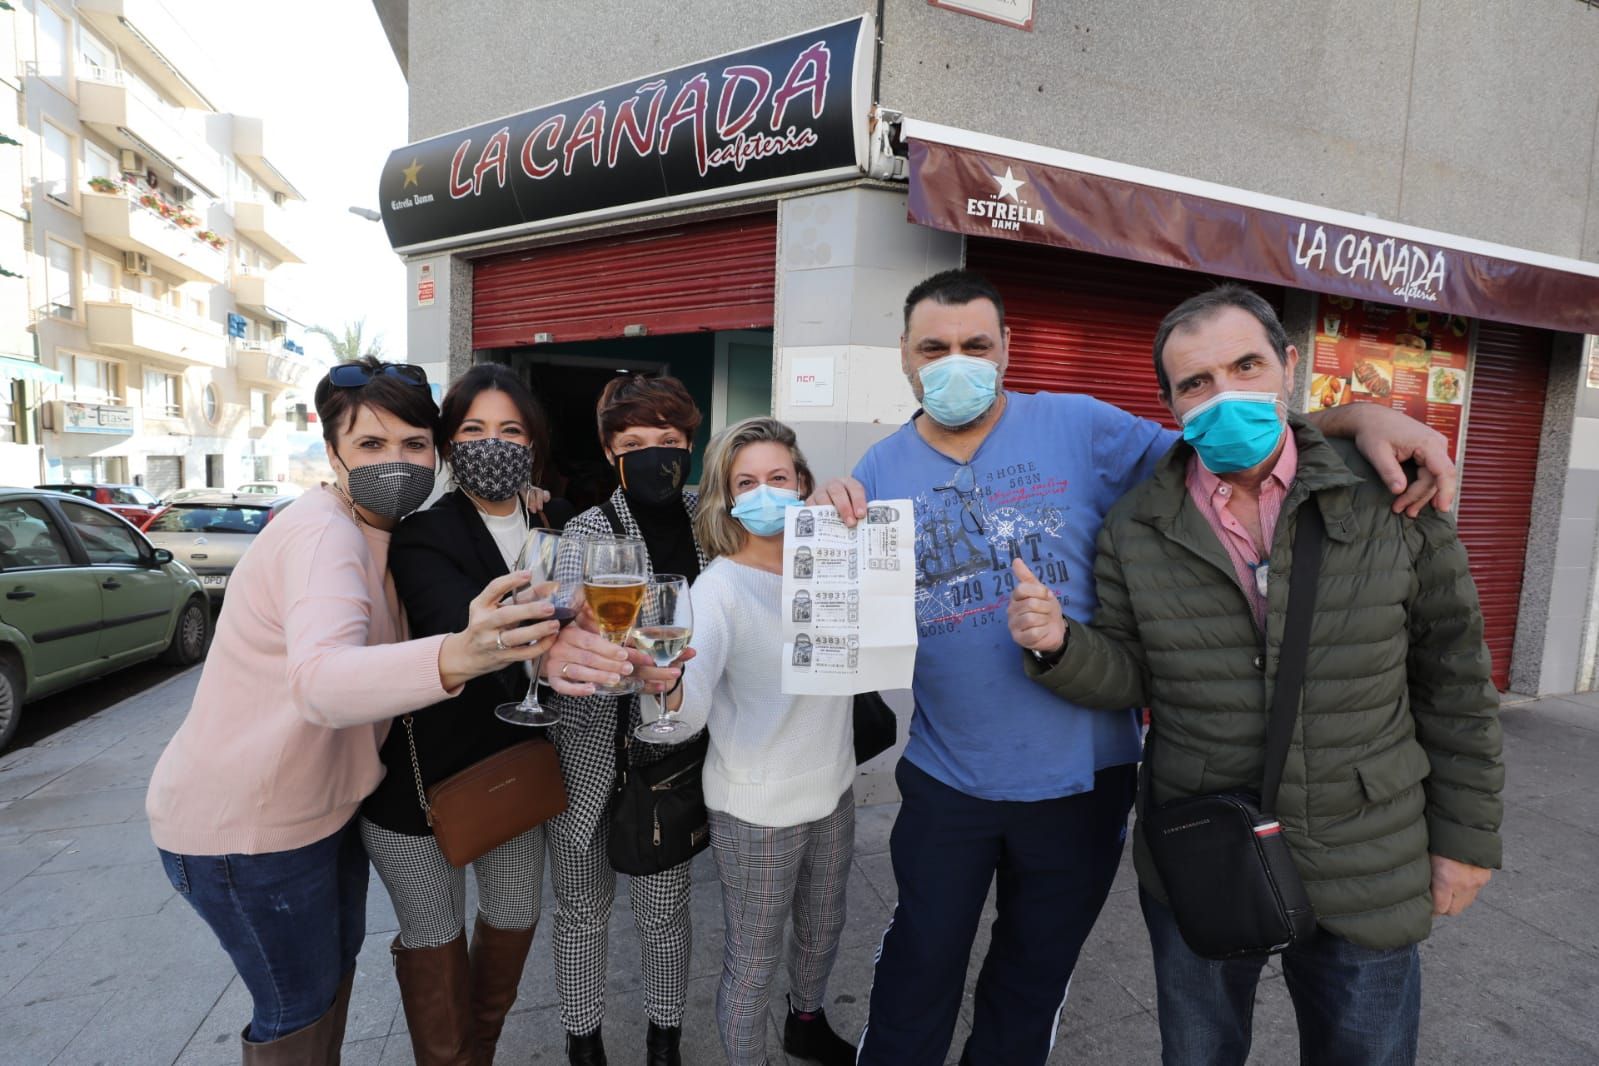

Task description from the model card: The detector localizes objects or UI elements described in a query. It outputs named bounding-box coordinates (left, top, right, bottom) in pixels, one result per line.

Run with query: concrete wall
left=397, top=0, right=1599, bottom=263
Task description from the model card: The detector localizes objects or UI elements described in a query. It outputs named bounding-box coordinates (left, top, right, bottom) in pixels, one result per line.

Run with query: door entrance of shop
left=495, top=330, right=772, bottom=517
left=144, top=456, right=182, bottom=498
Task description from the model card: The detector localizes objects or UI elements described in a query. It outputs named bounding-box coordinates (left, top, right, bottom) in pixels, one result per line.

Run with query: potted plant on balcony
left=174, top=210, right=200, bottom=229
left=87, top=176, right=120, bottom=194
left=197, top=230, right=226, bottom=251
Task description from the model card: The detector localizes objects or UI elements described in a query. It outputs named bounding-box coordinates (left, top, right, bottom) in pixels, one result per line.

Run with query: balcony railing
left=234, top=337, right=319, bottom=389
left=86, top=292, right=227, bottom=368
left=231, top=198, right=303, bottom=263
left=76, top=65, right=223, bottom=193
left=81, top=182, right=226, bottom=284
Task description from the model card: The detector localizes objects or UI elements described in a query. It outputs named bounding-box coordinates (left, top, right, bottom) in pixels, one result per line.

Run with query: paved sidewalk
left=1, top=671, right=1596, bottom=1065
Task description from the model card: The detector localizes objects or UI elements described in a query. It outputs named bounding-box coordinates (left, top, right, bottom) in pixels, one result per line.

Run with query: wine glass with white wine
left=632, top=573, right=693, bottom=744
left=582, top=536, right=648, bottom=695
left=494, top=529, right=575, bottom=728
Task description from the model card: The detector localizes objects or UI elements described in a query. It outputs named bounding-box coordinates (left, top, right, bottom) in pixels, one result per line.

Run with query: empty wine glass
left=632, top=574, right=693, bottom=744
left=494, top=529, right=575, bottom=727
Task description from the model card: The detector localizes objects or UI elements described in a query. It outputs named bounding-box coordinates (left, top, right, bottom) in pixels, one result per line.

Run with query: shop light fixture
left=533, top=331, right=554, bottom=344
left=623, top=324, right=648, bottom=337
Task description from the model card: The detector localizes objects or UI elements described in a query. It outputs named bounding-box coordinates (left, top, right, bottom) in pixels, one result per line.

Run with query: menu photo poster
left=781, top=500, right=918, bottom=696
left=1306, top=296, right=1471, bottom=463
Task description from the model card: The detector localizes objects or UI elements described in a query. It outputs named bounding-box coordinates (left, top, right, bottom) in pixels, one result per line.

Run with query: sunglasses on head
left=324, top=361, right=430, bottom=390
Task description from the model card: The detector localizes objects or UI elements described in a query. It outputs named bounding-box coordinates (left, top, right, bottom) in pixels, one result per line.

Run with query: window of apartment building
left=35, top=3, right=68, bottom=82
left=42, top=122, right=74, bottom=205
left=60, top=353, right=121, bottom=404
left=45, top=238, right=78, bottom=317
left=188, top=293, right=206, bottom=319
left=143, top=369, right=181, bottom=418
left=202, top=383, right=219, bottom=424
left=77, top=26, right=114, bottom=78
left=88, top=255, right=118, bottom=302
left=250, top=388, right=271, bottom=428
left=84, top=142, right=116, bottom=184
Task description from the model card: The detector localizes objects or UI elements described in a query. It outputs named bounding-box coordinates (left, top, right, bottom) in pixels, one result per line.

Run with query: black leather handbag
left=1142, top=505, right=1324, bottom=960
left=606, top=697, right=712, bottom=876
left=853, top=691, right=898, bottom=765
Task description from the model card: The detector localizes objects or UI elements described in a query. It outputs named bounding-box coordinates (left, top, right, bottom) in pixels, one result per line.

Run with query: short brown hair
left=314, top=357, right=440, bottom=448
left=694, top=417, right=815, bottom=560
left=596, top=374, right=702, bottom=450
left=438, top=363, right=552, bottom=482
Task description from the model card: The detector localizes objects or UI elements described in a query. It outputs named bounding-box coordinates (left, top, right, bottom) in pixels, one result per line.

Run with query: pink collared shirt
left=1184, top=432, right=1298, bottom=630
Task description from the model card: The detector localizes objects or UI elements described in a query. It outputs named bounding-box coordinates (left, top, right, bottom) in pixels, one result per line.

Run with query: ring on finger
left=495, top=631, right=506, bottom=651
left=561, top=662, right=572, bottom=678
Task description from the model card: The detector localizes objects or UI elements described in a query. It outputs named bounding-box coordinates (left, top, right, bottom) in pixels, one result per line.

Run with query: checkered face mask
left=343, top=458, right=436, bottom=520
left=450, top=437, right=531, bottom=502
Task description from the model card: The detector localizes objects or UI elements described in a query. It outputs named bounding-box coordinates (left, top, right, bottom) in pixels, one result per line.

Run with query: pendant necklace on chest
left=1249, top=559, right=1269, bottom=598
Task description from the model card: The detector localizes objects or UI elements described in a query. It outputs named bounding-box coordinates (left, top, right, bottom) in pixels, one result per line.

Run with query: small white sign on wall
left=415, top=260, right=437, bottom=307
left=791, top=355, right=836, bottom=407
left=928, top=0, right=1035, bottom=32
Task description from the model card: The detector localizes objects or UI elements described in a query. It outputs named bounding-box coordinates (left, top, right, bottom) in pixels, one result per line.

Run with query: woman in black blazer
left=360, top=364, right=567, bottom=1065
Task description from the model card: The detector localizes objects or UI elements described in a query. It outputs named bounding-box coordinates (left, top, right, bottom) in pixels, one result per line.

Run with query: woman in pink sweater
left=146, top=358, right=560, bottom=1065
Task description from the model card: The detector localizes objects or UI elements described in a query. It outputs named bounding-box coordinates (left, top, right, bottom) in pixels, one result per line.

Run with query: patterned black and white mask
left=344, top=459, right=436, bottom=520
left=450, top=437, right=531, bottom=502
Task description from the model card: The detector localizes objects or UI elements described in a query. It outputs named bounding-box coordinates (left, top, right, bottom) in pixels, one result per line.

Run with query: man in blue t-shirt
left=815, top=270, right=1458, bottom=1066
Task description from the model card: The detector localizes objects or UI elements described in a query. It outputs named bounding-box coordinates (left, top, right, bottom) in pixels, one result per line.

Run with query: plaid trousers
left=709, top=788, right=855, bottom=1066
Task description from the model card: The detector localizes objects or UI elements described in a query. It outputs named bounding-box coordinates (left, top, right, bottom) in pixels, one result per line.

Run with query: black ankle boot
left=567, top=1027, right=608, bottom=1066
left=783, top=994, right=856, bottom=1066
left=645, top=1020, right=681, bottom=1066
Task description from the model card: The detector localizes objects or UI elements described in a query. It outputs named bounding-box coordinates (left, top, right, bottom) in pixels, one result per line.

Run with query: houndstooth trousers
left=359, top=819, right=545, bottom=949
left=709, top=788, right=855, bottom=1066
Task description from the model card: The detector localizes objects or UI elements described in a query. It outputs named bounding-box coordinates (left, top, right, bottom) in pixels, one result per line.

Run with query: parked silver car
left=142, top=493, right=296, bottom=601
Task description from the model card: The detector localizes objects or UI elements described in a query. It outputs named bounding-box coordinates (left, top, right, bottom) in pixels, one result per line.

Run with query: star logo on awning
left=402, top=159, right=423, bottom=188
left=993, top=166, right=1026, bottom=202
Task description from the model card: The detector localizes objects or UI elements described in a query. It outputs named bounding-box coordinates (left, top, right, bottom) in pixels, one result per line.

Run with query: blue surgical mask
left=919, top=355, right=999, bottom=428
left=730, top=483, right=801, bottom=537
left=1180, top=390, right=1287, bottom=474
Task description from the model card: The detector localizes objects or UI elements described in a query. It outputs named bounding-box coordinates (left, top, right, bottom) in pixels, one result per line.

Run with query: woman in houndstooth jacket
left=541, top=375, right=707, bottom=1066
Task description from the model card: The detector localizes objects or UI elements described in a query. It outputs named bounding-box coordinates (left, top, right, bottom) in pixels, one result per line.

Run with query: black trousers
left=857, top=759, right=1136, bottom=1066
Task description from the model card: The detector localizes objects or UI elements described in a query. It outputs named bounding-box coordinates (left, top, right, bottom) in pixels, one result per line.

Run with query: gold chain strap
left=401, top=715, right=433, bottom=826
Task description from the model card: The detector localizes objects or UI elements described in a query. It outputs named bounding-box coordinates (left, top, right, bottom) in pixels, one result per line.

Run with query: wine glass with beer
left=632, top=574, right=693, bottom=743
left=582, top=536, right=648, bottom=695
left=493, top=529, right=575, bottom=727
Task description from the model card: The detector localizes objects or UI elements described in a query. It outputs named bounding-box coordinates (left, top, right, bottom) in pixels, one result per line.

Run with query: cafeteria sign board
left=379, top=17, right=873, bottom=254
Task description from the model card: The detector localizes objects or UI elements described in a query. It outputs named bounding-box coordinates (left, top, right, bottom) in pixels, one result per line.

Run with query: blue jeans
left=159, top=821, right=369, bottom=1042
left=1140, top=889, right=1421, bottom=1066
left=858, top=759, right=1136, bottom=1066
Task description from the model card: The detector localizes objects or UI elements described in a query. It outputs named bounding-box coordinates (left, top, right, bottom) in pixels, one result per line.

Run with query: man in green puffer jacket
left=1007, top=285, right=1502, bottom=1066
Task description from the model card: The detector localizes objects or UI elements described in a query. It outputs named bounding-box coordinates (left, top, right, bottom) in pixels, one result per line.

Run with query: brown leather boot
left=469, top=915, right=537, bottom=1064
left=326, top=970, right=355, bottom=1064
left=392, top=931, right=475, bottom=1066
left=240, top=989, right=345, bottom=1064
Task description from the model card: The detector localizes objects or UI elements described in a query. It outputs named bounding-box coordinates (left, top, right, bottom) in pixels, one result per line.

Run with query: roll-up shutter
left=472, top=214, right=777, bottom=349
left=1456, top=322, right=1552, bottom=691
left=967, top=239, right=1282, bottom=427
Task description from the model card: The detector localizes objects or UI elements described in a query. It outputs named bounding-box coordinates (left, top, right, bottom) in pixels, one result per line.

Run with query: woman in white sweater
left=668, top=417, right=856, bottom=1066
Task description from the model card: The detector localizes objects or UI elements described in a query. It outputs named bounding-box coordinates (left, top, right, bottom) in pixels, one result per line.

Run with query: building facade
left=10, top=0, right=319, bottom=499
left=373, top=0, right=1599, bottom=697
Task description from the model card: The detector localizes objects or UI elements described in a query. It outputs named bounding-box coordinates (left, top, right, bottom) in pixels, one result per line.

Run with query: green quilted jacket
left=1029, top=417, right=1503, bottom=949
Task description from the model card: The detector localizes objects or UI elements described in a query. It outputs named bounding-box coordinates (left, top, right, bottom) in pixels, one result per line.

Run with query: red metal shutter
left=472, top=214, right=777, bottom=349
left=967, top=239, right=1283, bottom=427
left=1456, top=322, right=1552, bottom=690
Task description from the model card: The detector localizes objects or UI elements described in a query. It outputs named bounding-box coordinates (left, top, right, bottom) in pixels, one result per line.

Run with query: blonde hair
left=695, top=417, right=815, bottom=560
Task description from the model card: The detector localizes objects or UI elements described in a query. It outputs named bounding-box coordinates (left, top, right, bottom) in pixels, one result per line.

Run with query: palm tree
left=307, top=319, right=385, bottom=361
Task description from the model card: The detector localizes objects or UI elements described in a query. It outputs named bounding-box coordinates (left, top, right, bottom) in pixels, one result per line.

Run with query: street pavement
left=1, top=670, right=1596, bottom=1065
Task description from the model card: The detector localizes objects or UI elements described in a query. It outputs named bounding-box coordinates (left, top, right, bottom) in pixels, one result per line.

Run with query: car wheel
left=0, top=656, right=21, bottom=751
left=161, top=597, right=211, bottom=666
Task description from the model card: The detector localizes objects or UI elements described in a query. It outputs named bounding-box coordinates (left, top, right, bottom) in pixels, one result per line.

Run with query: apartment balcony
left=82, top=187, right=226, bottom=284
left=231, top=116, right=303, bottom=200
left=76, top=67, right=223, bottom=194
left=86, top=295, right=227, bottom=368
left=229, top=269, right=295, bottom=319
left=234, top=339, right=318, bottom=389
left=231, top=199, right=304, bottom=264
left=76, top=0, right=216, bottom=111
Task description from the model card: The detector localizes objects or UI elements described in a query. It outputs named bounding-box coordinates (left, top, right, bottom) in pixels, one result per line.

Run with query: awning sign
left=907, top=135, right=1599, bottom=337
left=380, top=17, right=872, bottom=254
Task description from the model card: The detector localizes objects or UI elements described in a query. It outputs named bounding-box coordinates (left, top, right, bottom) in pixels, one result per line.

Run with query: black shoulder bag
left=592, top=497, right=713, bottom=876
left=1142, top=504, right=1324, bottom=960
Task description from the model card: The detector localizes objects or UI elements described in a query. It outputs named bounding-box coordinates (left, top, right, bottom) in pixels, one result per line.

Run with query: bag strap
left=1259, top=501, right=1325, bottom=816
left=402, top=716, right=434, bottom=827
left=598, top=498, right=625, bottom=536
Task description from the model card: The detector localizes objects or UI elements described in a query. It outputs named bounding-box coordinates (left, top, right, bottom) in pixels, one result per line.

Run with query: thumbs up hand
left=1008, top=557, right=1067, bottom=656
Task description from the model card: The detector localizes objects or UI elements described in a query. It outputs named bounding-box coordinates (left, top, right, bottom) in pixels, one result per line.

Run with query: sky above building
left=159, top=0, right=408, bottom=366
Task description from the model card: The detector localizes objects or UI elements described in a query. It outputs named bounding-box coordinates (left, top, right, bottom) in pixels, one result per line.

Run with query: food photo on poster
left=1306, top=297, right=1471, bottom=462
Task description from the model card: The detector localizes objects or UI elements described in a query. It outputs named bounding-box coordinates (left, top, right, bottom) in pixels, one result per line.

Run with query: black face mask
left=616, top=446, right=690, bottom=507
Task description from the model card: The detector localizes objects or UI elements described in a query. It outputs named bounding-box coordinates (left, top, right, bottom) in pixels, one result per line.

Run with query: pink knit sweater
left=147, top=487, right=454, bottom=856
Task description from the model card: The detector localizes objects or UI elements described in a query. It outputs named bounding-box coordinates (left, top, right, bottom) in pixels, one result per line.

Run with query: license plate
left=201, top=574, right=228, bottom=589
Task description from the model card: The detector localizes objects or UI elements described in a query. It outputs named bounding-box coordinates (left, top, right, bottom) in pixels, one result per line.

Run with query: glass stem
left=521, top=654, right=546, bottom=708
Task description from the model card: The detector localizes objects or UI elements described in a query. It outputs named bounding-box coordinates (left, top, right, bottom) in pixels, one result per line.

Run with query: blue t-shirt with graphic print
left=854, top=390, right=1177, bottom=802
